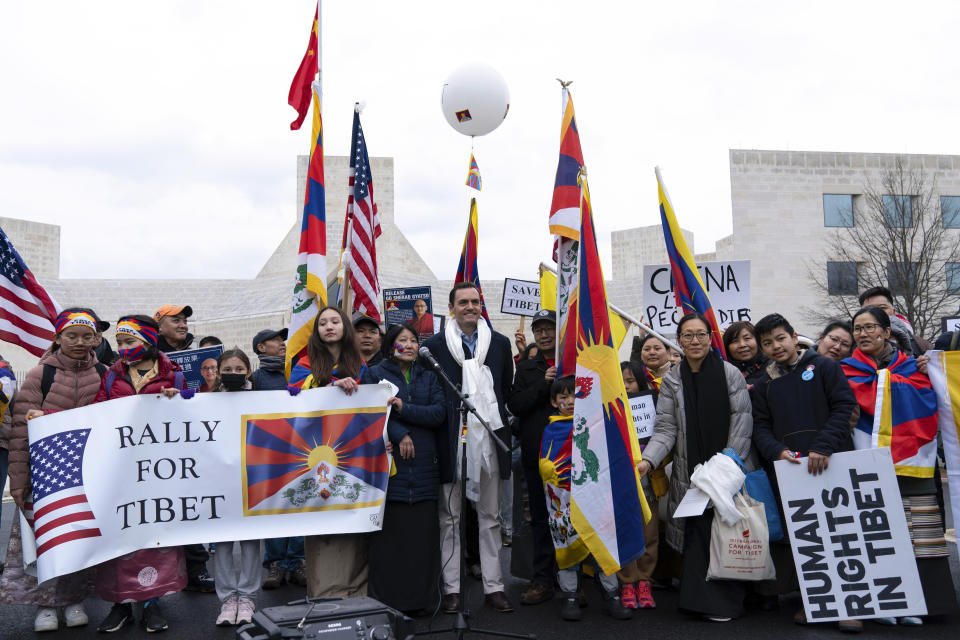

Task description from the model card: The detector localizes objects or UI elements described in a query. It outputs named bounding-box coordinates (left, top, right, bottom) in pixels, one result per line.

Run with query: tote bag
left=707, top=490, right=775, bottom=581
left=722, top=447, right=784, bottom=541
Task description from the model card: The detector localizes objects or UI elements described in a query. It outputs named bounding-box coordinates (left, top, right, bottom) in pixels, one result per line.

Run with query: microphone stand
left=416, top=348, right=534, bottom=640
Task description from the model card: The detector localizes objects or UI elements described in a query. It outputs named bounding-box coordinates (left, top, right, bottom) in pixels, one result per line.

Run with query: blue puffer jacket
left=372, top=359, right=445, bottom=503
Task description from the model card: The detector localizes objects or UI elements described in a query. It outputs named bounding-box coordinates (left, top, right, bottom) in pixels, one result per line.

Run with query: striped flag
left=927, top=350, right=960, bottom=549
left=656, top=168, right=726, bottom=358
left=0, top=226, right=60, bottom=357
left=454, top=198, right=490, bottom=323
left=286, top=83, right=327, bottom=378
left=571, top=177, right=650, bottom=575
left=287, top=3, right=319, bottom=130
left=341, top=110, right=382, bottom=322
left=27, top=428, right=101, bottom=556
left=465, top=153, right=482, bottom=191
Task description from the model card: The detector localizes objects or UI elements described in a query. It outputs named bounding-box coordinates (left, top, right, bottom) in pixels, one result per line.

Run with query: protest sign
left=940, top=316, right=960, bottom=334
left=927, top=350, right=960, bottom=549
left=166, top=345, right=224, bottom=389
left=23, top=383, right=395, bottom=583
left=629, top=391, right=655, bottom=440
left=383, top=286, right=442, bottom=339
left=501, top=278, right=541, bottom=317
left=642, top=260, right=750, bottom=332
left=775, top=448, right=925, bottom=622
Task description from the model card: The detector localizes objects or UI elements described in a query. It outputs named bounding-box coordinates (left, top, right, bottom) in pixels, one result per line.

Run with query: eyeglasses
left=201, top=366, right=218, bottom=372
left=679, top=332, right=710, bottom=343
left=824, top=334, right=853, bottom=350
left=852, top=323, right=883, bottom=335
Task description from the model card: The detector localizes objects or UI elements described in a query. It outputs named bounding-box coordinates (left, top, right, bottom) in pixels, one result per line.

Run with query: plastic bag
left=690, top=452, right=745, bottom=526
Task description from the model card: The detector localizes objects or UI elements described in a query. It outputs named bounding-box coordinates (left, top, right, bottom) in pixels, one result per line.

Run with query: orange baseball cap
left=154, top=304, right=193, bottom=322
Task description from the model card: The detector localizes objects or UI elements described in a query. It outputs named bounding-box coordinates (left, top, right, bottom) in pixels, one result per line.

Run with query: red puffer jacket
left=93, top=352, right=185, bottom=402
left=8, top=347, right=105, bottom=507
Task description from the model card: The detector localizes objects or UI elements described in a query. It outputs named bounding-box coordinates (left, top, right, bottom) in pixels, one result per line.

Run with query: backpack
left=40, top=362, right=108, bottom=405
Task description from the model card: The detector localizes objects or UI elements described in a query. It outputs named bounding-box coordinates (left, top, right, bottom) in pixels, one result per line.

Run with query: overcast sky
left=3, top=1, right=959, bottom=284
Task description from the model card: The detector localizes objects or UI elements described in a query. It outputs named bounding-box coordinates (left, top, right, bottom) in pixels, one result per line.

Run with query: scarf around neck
left=257, top=354, right=285, bottom=372
left=680, top=351, right=731, bottom=469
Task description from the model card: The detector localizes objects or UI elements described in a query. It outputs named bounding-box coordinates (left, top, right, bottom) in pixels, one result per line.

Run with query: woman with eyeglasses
left=815, top=320, right=855, bottom=362
left=841, top=306, right=958, bottom=625
left=637, top=312, right=755, bottom=622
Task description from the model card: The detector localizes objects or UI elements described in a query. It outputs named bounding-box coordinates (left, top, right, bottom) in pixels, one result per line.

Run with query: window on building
left=827, top=261, right=858, bottom=296
left=887, top=261, right=918, bottom=295
left=883, top=195, right=913, bottom=227
left=823, top=194, right=854, bottom=227
left=941, top=196, right=960, bottom=229
left=947, top=262, right=960, bottom=295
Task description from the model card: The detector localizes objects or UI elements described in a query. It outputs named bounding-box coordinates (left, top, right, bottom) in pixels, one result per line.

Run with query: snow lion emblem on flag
left=241, top=408, right=389, bottom=516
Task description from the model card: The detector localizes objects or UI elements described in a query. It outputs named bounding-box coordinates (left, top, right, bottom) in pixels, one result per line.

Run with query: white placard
left=24, top=384, right=396, bottom=583
left=629, top=391, right=655, bottom=440
left=673, top=486, right=710, bottom=518
left=501, top=278, right=541, bottom=317
left=641, top=260, right=750, bottom=332
left=775, top=448, right=926, bottom=623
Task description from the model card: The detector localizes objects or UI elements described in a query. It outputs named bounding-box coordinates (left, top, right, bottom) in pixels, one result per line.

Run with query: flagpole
left=316, top=0, right=322, bottom=100
left=539, top=261, right=684, bottom=354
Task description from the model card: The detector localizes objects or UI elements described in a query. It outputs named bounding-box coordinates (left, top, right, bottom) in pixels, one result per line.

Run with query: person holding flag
left=638, top=312, right=755, bottom=622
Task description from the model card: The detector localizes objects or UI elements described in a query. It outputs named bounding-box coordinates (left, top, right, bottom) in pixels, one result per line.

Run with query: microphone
left=418, top=346, right=441, bottom=371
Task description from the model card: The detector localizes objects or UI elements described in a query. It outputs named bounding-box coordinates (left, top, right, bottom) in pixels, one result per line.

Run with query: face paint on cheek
left=393, top=343, right=405, bottom=357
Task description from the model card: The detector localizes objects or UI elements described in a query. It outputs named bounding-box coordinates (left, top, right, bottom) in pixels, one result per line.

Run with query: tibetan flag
left=842, top=348, right=939, bottom=478
left=287, top=3, right=319, bottom=130
left=287, top=83, right=327, bottom=378
left=549, top=87, right=583, bottom=240
left=539, top=416, right=589, bottom=568
left=453, top=198, right=490, bottom=323
left=540, top=268, right=627, bottom=350
left=555, top=238, right=579, bottom=377
left=656, top=168, right=726, bottom=358
left=570, top=178, right=650, bottom=576
left=242, top=408, right=389, bottom=515
left=465, top=154, right=482, bottom=191
left=927, top=350, right=960, bottom=546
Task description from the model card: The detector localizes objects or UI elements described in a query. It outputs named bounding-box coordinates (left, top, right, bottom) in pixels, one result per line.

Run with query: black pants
left=523, top=465, right=556, bottom=587
left=184, top=543, right=209, bottom=577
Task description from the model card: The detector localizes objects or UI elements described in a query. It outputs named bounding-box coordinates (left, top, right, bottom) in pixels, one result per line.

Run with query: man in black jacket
left=506, top=308, right=557, bottom=605
left=154, top=304, right=195, bottom=352
left=422, top=282, right=515, bottom=614
left=751, top=313, right=859, bottom=631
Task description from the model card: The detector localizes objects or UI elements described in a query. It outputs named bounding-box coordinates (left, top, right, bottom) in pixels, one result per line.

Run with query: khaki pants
left=304, top=534, right=368, bottom=599
left=617, top=497, right=659, bottom=583
left=439, top=457, right=503, bottom=595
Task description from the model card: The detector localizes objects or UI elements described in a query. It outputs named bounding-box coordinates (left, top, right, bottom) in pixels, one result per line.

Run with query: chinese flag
left=288, top=4, right=318, bottom=130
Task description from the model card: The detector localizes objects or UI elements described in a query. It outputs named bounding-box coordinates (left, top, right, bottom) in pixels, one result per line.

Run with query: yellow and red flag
left=287, top=3, right=319, bottom=130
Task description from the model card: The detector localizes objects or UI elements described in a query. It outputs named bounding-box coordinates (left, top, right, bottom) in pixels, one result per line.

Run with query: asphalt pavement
left=1, top=501, right=959, bottom=639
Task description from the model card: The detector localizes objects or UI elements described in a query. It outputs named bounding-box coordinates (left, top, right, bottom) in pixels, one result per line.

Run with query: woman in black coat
left=368, top=324, right=446, bottom=614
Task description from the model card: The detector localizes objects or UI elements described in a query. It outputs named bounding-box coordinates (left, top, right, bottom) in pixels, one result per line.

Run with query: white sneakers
left=236, top=597, right=256, bottom=625
left=35, top=604, right=89, bottom=632
left=34, top=608, right=59, bottom=632
left=216, top=598, right=238, bottom=626
left=64, top=603, right=89, bottom=628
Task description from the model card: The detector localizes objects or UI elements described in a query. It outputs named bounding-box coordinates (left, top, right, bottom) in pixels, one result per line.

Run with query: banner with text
left=24, top=384, right=395, bottom=583
left=775, top=448, right=925, bottom=623
left=629, top=391, right=655, bottom=441
left=501, top=278, right=541, bottom=317
left=642, top=260, right=750, bottom=332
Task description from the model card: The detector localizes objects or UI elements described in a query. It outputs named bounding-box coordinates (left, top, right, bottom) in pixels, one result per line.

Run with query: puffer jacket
left=371, top=360, right=445, bottom=503
left=8, top=348, right=105, bottom=507
left=94, top=352, right=185, bottom=401
left=641, top=359, right=756, bottom=551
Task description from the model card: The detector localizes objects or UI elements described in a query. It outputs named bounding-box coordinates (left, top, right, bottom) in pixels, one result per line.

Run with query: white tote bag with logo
left=707, top=490, right=775, bottom=581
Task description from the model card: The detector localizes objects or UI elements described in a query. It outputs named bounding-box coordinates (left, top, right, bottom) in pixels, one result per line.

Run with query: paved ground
left=1, top=501, right=959, bottom=639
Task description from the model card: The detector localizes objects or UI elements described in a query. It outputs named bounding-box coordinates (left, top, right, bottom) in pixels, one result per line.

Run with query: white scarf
left=445, top=319, right=504, bottom=501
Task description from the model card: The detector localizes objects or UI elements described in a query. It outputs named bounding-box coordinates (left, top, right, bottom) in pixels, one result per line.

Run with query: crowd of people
left=0, top=283, right=957, bottom=634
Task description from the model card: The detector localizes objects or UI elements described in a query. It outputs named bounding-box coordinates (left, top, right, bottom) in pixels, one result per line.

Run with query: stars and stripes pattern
left=549, top=88, right=584, bottom=240
left=454, top=198, right=491, bottom=323
left=571, top=177, right=650, bottom=575
left=656, top=167, right=727, bottom=358
left=342, top=110, right=382, bottom=322
left=287, top=82, right=327, bottom=378
left=27, top=429, right=101, bottom=556
left=0, top=226, right=60, bottom=357
left=465, top=153, right=482, bottom=191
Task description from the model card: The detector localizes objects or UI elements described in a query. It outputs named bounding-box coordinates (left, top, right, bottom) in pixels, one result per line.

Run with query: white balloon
left=441, top=63, right=510, bottom=137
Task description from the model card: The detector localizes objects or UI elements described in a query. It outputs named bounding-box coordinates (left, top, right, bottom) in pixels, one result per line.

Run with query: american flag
left=342, top=109, right=382, bottom=322
left=26, top=428, right=101, bottom=556
left=0, top=226, right=60, bottom=356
